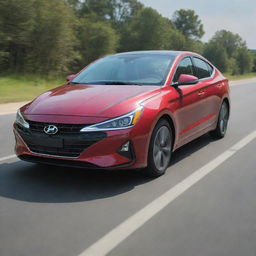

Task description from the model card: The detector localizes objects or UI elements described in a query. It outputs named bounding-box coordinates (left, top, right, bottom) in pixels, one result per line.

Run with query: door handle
left=217, top=82, right=225, bottom=88
left=198, top=90, right=205, bottom=96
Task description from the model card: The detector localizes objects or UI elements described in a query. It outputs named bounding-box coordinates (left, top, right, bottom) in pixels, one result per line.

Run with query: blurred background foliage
left=0, top=0, right=255, bottom=77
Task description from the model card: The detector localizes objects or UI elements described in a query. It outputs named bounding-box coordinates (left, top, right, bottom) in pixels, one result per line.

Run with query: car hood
left=23, top=84, right=161, bottom=118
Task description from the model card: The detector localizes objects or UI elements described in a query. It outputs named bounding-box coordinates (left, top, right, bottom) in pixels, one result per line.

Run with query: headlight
left=80, top=106, right=143, bottom=132
left=16, top=110, right=30, bottom=129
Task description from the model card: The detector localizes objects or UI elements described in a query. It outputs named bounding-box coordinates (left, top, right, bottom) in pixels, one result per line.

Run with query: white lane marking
left=0, top=154, right=17, bottom=162
left=79, top=130, right=256, bottom=256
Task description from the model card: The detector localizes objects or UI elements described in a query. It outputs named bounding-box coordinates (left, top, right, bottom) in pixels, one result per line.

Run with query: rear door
left=192, top=57, right=219, bottom=130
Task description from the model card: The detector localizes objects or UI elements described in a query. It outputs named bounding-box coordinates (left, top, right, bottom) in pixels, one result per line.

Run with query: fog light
left=120, top=141, right=130, bottom=152
left=118, top=141, right=134, bottom=160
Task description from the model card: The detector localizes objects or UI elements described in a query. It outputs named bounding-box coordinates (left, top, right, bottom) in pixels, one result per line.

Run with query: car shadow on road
left=0, top=134, right=214, bottom=203
left=171, top=133, right=215, bottom=165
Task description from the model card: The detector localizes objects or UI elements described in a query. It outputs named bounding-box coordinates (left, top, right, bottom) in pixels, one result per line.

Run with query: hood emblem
left=44, top=125, right=58, bottom=135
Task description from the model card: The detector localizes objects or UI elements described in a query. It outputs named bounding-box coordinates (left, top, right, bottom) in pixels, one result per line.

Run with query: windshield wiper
left=70, top=81, right=89, bottom=85
left=86, top=81, right=142, bottom=85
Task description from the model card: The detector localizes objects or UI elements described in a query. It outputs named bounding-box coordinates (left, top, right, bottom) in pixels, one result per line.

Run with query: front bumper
left=14, top=123, right=144, bottom=169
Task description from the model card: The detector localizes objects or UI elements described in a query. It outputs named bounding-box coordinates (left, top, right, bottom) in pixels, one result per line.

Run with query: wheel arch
left=157, top=113, right=176, bottom=149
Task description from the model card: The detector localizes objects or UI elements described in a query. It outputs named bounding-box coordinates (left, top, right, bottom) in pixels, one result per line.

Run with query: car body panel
left=23, top=84, right=161, bottom=118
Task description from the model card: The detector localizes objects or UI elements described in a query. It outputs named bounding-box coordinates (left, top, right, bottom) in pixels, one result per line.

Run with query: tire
left=142, top=119, right=173, bottom=177
left=210, top=101, right=229, bottom=139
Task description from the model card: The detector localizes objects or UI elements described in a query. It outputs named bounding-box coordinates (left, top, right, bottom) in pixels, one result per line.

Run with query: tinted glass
left=173, top=57, right=194, bottom=82
left=72, top=54, right=175, bottom=86
left=193, top=57, right=211, bottom=79
left=206, top=62, right=214, bottom=75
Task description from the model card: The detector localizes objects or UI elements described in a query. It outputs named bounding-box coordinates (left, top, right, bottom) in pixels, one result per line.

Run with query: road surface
left=0, top=80, right=256, bottom=256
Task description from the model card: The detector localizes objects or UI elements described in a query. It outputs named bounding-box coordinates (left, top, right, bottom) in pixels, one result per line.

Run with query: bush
left=234, top=48, right=253, bottom=74
left=203, top=42, right=229, bottom=72
left=228, top=58, right=239, bottom=75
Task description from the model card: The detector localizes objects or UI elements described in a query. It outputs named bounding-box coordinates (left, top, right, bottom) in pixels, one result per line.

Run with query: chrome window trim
left=168, top=55, right=216, bottom=86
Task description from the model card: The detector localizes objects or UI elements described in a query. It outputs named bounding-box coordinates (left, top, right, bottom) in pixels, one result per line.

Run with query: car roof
left=113, top=50, right=185, bottom=57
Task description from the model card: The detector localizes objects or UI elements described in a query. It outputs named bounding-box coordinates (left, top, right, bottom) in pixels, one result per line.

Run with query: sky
left=139, top=0, right=256, bottom=49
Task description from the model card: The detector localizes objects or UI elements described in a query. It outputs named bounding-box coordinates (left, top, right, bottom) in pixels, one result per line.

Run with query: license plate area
left=31, top=136, right=63, bottom=148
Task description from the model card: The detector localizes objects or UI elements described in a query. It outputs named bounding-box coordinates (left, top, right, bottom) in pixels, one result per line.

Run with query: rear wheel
left=210, top=101, right=229, bottom=139
left=143, top=119, right=173, bottom=177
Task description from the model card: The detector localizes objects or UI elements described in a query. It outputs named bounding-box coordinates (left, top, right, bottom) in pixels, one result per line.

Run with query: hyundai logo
left=44, top=125, right=58, bottom=135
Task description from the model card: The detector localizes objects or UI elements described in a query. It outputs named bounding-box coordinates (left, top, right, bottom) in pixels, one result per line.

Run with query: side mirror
left=174, top=74, right=199, bottom=87
left=66, top=74, right=76, bottom=82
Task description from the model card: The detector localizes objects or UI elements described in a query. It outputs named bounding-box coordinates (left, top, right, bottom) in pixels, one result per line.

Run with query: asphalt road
left=0, top=80, right=256, bottom=256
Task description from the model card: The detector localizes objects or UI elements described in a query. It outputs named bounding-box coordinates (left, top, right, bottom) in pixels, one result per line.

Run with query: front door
left=169, top=56, right=209, bottom=147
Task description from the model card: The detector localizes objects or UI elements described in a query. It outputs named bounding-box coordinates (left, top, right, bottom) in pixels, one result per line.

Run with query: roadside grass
left=224, top=72, right=256, bottom=81
left=0, top=74, right=65, bottom=103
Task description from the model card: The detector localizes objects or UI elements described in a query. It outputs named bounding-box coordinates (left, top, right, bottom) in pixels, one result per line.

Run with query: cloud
left=202, top=15, right=255, bottom=47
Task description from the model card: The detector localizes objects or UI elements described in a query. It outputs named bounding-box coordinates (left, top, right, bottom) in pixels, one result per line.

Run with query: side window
left=206, top=62, right=214, bottom=75
left=193, top=57, right=211, bottom=79
left=173, top=57, right=194, bottom=83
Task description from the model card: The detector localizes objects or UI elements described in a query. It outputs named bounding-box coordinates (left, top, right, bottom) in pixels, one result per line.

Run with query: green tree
left=252, top=55, right=256, bottom=72
left=0, top=15, right=9, bottom=69
left=228, top=57, right=239, bottom=75
left=234, top=47, right=252, bottom=74
left=205, top=30, right=252, bottom=74
left=119, top=8, right=186, bottom=51
left=77, top=17, right=119, bottom=66
left=210, top=30, right=246, bottom=58
left=172, top=9, right=204, bottom=40
left=79, top=0, right=143, bottom=24
left=65, top=0, right=81, bottom=8
left=26, top=0, right=77, bottom=76
left=164, top=28, right=187, bottom=51
left=204, top=42, right=229, bottom=72
left=0, top=0, right=35, bottom=71
left=0, top=0, right=253, bottom=78
left=184, top=39, right=204, bottom=54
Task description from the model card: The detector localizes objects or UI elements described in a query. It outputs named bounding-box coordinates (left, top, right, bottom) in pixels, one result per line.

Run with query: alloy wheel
left=153, top=126, right=172, bottom=171
left=219, top=102, right=229, bottom=134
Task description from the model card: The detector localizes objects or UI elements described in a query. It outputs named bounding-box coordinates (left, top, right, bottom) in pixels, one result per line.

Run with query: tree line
left=0, top=0, right=255, bottom=77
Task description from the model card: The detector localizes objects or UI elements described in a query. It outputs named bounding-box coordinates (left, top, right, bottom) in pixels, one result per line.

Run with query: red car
left=14, top=51, right=230, bottom=176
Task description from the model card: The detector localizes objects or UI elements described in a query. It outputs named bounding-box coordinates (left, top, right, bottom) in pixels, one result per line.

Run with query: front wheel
left=142, top=119, right=173, bottom=177
left=210, top=101, right=229, bottom=139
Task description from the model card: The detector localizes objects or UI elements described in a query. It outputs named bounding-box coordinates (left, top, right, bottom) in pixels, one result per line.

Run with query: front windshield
left=72, top=54, right=175, bottom=86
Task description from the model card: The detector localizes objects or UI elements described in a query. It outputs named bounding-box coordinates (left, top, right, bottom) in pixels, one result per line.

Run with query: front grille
left=28, top=121, right=87, bottom=135
left=17, top=122, right=106, bottom=158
